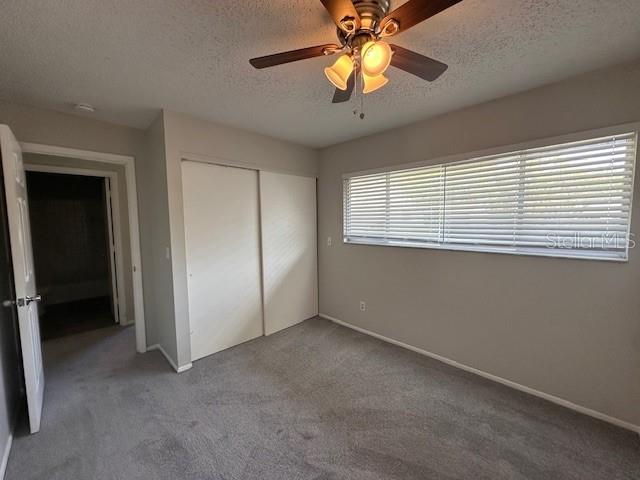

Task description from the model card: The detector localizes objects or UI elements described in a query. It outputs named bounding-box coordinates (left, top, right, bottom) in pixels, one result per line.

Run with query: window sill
left=343, top=237, right=628, bottom=263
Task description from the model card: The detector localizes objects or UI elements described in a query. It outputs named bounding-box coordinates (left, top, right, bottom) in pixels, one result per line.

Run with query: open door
left=104, top=177, right=120, bottom=324
left=0, top=125, right=44, bottom=433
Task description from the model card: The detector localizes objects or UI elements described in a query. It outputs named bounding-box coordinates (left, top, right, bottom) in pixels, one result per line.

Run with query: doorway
left=20, top=144, right=146, bottom=354
left=25, top=171, right=119, bottom=340
left=0, top=128, right=147, bottom=434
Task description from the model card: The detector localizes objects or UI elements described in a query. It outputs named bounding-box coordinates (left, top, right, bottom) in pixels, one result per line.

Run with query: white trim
left=319, top=313, right=640, bottom=434
left=21, top=143, right=133, bottom=166
left=147, top=344, right=192, bottom=373
left=344, top=238, right=630, bottom=263
left=104, top=177, right=120, bottom=324
left=106, top=174, right=127, bottom=324
left=176, top=363, right=192, bottom=373
left=20, top=143, right=147, bottom=353
left=26, top=164, right=114, bottom=178
left=0, top=431, right=13, bottom=480
left=179, top=150, right=318, bottom=179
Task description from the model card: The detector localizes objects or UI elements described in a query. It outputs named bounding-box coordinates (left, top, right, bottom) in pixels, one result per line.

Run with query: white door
left=104, top=177, right=120, bottom=324
left=182, top=161, right=263, bottom=361
left=260, top=172, right=318, bottom=335
left=0, top=125, right=44, bottom=433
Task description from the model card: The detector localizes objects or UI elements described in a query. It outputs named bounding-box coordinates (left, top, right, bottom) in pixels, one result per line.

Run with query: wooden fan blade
left=380, top=0, right=462, bottom=36
left=250, top=44, right=340, bottom=69
left=390, top=45, right=448, bottom=81
left=332, top=72, right=355, bottom=103
left=320, top=0, right=361, bottom=32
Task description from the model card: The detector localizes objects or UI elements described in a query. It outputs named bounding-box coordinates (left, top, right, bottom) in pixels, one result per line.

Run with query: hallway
left=39, top=297, right=114, bottom=340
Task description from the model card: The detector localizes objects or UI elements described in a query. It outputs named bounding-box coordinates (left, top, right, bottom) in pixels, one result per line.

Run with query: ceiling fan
left=249, top=0, right=462, bottom=103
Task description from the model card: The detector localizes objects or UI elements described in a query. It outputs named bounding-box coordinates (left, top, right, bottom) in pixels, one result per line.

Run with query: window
left=343, top=132, right=637, bottom=261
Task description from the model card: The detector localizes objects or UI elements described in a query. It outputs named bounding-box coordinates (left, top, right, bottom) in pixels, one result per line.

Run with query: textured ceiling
left=1, top=0, right=640, bottom=148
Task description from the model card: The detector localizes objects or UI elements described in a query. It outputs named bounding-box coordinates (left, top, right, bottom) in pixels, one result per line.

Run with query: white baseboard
left=0, top=431, right=12, bottom=480
left=319, top=313, right=640, bottom=434
left=147, top=344, right=192, bottom=373
left=176, top=363, right=193, bottom=373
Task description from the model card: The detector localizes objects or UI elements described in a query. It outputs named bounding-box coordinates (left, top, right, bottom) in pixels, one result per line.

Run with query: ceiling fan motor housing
left=353, top=0, right=390, bottom=30
left=337, top=0, right=390, bottom=45
left=249, top=0, right=455, bottom=102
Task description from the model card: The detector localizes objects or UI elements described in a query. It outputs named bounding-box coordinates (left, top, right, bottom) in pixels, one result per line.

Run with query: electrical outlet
left=359, top=301, right=366, bottom=312
left=327, top=236, right=332, bottom=246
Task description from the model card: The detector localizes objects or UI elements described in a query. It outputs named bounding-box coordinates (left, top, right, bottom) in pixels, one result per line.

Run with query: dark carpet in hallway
left=6, top=317, right=640, bottom=479
left=39, top=296, right=115, bottom=340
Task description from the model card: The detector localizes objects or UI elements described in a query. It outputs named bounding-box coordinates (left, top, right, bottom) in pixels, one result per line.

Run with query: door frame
left=24, top=165, right=126, bottom=326
left=19, top=144, right=146, bottom=353
left=103, top=176, right=120, bottom=323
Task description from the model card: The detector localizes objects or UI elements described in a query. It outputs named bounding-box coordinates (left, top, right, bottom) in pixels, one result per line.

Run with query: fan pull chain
left=352, top=67, right=365, bottom=120
left=352, top=68, right=359, bottom=118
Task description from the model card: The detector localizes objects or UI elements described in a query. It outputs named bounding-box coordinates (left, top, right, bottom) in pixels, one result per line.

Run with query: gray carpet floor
left=6, top=317, right=640, bottom=479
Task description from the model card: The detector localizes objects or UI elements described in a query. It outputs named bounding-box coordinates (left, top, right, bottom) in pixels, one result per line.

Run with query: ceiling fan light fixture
left=361, top=40, right=393, bottom=76
left=379, top=19, right=400, bottom=38
left=249, top=0, right=458, bottom=106
left=362, top=72, right=389, bottom=94
left=324, top=53, right=354, bottom=91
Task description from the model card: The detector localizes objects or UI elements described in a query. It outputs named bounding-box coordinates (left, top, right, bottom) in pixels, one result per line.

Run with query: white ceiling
left=1, top=1, right=640, bottom=148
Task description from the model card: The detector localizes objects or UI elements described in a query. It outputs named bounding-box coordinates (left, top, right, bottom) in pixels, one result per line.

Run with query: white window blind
left=343, top=132, right=637, bottom=261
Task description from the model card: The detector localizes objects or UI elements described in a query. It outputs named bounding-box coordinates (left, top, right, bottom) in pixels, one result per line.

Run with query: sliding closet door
left=260, top=172, right=318, bottom=335
left=182, top=161, right=263, bottom=361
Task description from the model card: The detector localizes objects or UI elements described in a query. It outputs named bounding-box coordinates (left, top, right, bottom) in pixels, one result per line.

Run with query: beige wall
left=162, top=110, right=320, bottom=367
left=139, top=114, right=175, bottom=357
left=318, top=59, right=640, bottom=427
left=0, top=102, right=321, bottom=368
left=0, top=101, right=161, bottom=345
left=3, top=60, right=639, bottom=428
left=0, top=102, right=142, bottom=156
